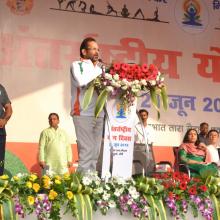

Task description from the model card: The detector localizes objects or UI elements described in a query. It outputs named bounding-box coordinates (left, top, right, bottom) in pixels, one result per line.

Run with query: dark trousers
left=0, top=135, right=6, bottom=175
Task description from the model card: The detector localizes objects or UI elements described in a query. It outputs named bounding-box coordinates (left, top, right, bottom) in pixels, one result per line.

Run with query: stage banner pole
left=101, top=98, right=137, bottom=179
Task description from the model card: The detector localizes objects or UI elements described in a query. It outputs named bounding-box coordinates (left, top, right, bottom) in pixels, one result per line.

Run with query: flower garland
left=0, top=172, right=220, bottom=220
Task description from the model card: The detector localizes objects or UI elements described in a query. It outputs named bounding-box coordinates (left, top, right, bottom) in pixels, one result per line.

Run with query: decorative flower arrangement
left=0, top=172, right=220, bottom=220
left=153, top=171, right=218, bottom=220
left=83, top=63, right=168, bottom=117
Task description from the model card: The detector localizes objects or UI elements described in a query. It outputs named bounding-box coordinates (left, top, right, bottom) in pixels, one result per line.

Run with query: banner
left=102, top=98, right=136, bottom=178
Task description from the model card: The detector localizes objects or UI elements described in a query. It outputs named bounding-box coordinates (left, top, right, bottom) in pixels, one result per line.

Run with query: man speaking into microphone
left=70, top=37, right=104, bottom=173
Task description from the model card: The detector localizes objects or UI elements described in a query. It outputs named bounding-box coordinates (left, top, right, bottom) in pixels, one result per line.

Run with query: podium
left=101, top=98, right=137, bottom=179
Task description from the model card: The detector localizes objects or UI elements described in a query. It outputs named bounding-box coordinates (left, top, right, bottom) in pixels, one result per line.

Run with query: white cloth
left=207, top=144, right=220, bottom=165
left=70, top=59, right=104, bottom=117
left=134, top=122, right=155, bottom=145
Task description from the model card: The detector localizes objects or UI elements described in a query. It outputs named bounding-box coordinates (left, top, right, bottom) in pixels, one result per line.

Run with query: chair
left=173, top=147, right=191, bottom=177
left=154, top=147, right=191, bottom=177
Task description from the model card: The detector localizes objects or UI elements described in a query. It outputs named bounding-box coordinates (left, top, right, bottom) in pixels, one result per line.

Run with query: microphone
left=97, top=59, right=111, bottom=70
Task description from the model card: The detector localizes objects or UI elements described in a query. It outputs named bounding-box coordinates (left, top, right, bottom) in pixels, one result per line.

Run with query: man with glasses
left=70, top=37, right=104, bottom=173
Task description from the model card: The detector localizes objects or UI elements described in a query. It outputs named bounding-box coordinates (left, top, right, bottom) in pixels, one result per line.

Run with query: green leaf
left=82, top=84, right=95, bottom=110
left=154, top=199, right=167, bottom=220
left=147, top=206, right=156, bottom=220
left=74, top=194, right=85, bottom=220
left=1, top=199, right=16, bottom=220
left=83, top=194, right=92, bottom=220
left=160, top=86, right=168, bottom=110
left=210, top=194, right=220, bottom=220
left=94, top=89, right=109, bottom=118
left=144, top=195, right=157, bottom=220
left=150, top=88, right=160, bottom=119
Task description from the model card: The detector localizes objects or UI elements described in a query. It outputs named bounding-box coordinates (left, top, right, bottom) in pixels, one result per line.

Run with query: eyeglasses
left=86, top=48, right=100, bottom=52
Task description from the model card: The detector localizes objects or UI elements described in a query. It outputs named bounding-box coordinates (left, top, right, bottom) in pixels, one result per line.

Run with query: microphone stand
left=95, top=63, right=114, bottom=179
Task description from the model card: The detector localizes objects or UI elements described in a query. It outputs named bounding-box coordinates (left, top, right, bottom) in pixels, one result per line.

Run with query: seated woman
left=179, top=128, right=218, bottom=177
left=207, top=129, right=220, bottom=166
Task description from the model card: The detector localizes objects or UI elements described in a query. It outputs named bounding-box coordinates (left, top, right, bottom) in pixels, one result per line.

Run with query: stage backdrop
left=0, top=0, right=220, bottom=174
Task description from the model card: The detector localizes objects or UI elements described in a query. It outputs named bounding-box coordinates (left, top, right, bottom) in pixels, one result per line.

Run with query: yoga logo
left=6, top=0, right=33, bottom=15
left=174, top=0, right=209, bottom=34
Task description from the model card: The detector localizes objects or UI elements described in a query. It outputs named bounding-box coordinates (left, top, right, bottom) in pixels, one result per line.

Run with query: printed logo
left=6, top=0, right=33, bottom=15
left=175, top=0, right=209, bottom=34
left=110, top=101, right=129, bottom=123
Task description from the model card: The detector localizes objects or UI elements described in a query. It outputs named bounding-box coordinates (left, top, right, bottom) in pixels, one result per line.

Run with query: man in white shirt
left=133, top=109, right=155, bottom=175
left=70, top=37, right=104, bottom=173
left=207, top=129, right=220, bottom=166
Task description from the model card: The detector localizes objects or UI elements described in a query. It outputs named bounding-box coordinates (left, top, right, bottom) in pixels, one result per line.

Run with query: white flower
left=82, top=176, right=92, bottom=186
left=114, top=188, right=124, bottom=197
left=160, top=77, right=164, bottom=82
left=113, top=74, right=119, bottom=81
left=121, top=85, right=128, bottom=90
left=149, top=80, right=156, bottom=86
left=128, top=186, right=137, bottom=195
left=131, top=191, right=140, bottom=199
left=135, top=84, right=141, bottom=89
left=104, top=73, right=112, bottom=80
left=16, top=173, right=25, bottom=178
left=96, top=187, right=104, bottom=194
left=105, top=184, right=110, bottom=190
left=115, top=176, right=126, bottom=185
left=108, top=200, right=116, bottom=208
left=131, top=88, right=139, bottom=93
left=95, top=180, right=101, bottom=186
left=140, top=79, right=147, bottom=86
left=127, top=199, right=133, bottom=205
left=115, top=83, right=121, bottom=88
left=121, top=79, right=128, bottom=85
left=104, top=172, right=112, bottom=181
left=103, top=192, right=110, bottom=201
left=106, top=86, right=114, bottom=92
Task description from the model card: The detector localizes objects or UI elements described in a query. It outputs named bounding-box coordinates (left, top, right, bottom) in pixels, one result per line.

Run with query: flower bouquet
left=82, top=63, right=168, bottom=117
left=153, top=171, right=216, bottom=220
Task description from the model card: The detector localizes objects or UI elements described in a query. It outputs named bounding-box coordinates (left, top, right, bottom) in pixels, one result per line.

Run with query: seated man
left=207, top=129, right=220, bottom=166
left=133, top=109, right=155, bottom=175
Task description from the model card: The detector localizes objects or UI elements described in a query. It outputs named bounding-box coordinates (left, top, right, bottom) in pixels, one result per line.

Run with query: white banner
left=101, top=98, right=137, bottom=178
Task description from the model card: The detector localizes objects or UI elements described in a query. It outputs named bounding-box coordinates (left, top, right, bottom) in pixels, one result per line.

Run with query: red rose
left=199, top=185, right=207, bottom=192
left=162, top=182, right=170, bottom=189
left=172, top=172, right=180, bottom=180
left=188, top=187, right=197, bottom=195
left=113, top=63, right=121, bottom=71
left=121, top=63, right=129, bottom=72
left=149, top=64, right=158, bottom=72
left=141, top=64, right=148, bottom=73
left=179, top=182, right=187, bottom=190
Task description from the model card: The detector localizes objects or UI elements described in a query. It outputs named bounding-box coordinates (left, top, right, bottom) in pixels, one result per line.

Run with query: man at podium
left=70, top=37, right=104, bottom=173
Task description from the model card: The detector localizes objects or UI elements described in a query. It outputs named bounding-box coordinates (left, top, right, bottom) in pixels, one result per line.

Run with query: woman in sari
left=179, top=128, right=218, bottom=177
